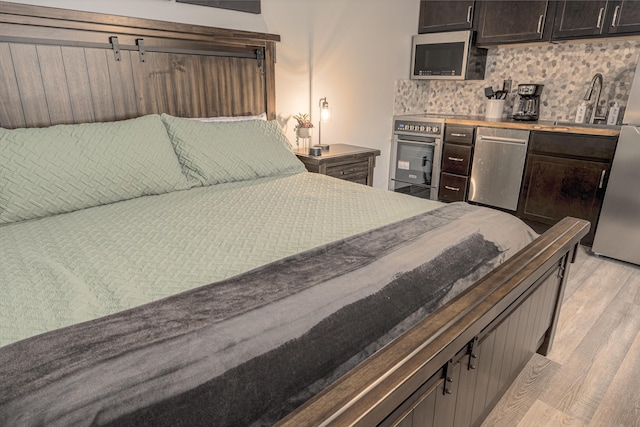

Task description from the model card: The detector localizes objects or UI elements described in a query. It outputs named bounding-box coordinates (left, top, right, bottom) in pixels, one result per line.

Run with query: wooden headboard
left=0, top=1, right=279, bottom=129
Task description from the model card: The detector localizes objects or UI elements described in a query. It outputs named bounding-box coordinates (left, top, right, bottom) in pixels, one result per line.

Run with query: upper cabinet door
left=418, top=0, right=475, bottom=33
left=552, top=1, right=610, bottom=39
left=552, top=1, right=640, bottom=39
left=475, top=1, right=553, bottom=45
left=608, top=1, right=640, bottom=35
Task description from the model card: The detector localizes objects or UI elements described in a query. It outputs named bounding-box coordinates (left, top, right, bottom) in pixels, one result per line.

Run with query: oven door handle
left=397, top=139, right=437, bottom=146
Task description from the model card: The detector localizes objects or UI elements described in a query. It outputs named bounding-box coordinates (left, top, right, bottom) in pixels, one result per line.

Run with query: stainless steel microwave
left=410, top=31, right=487, bottom=80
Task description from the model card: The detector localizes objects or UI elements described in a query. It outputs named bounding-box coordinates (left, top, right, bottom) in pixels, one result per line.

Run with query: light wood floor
left=481, top=246, right=640, bottom=427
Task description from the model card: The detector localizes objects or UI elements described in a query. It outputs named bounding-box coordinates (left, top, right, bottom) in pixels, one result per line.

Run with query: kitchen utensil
left=502, top=79, right=512, bottom=94
left=484, top=87, right=495, bottom=99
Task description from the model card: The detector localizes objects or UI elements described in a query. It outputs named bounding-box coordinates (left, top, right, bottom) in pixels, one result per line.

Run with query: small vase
left=297, top=127, right=312, bottom=139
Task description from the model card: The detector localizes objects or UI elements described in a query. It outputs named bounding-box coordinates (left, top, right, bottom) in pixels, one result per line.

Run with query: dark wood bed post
left=264, top=41, right=277, bottom=120
left=538, top=240, right=580, bottom=356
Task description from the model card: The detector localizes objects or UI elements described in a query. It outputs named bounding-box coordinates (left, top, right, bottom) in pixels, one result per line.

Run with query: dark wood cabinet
left=606, top=1, right=640, bottom=35
left=418, top=0, right=475, bottom=33
left=551, top=0, right=640, bottom=40
left=552, top=1, right=610, bottom=39
left=416, top=0, right=640, bottom=46
left=552, top=1, right=640, bottom=40
left=439, top=125, right=474, bottom=203
left=476, top=0, right=553, bottom=45
left=518, top=132, right=617, bottom=245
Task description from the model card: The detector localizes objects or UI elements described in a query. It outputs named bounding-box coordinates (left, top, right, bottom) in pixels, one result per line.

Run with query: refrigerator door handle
left=599, top=169, right=607, bottom=189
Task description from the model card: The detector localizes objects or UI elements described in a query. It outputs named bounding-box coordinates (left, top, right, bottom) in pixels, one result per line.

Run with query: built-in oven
left=389, top=116, right=445, bottom=200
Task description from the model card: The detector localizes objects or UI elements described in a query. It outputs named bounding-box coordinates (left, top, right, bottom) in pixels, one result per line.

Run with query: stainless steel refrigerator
left=592, top=59, right=640, bottom=265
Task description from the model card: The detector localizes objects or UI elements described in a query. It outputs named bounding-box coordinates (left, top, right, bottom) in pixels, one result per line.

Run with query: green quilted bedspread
left=0, top=173, right=441, bottom=347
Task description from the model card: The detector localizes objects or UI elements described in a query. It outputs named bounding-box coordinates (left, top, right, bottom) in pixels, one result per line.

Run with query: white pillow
left=190, top=113, right=267, bottom=123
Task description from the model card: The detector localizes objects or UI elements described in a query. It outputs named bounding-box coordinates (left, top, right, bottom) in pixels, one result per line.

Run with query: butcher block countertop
left=444, top=116, right=620, bottom=137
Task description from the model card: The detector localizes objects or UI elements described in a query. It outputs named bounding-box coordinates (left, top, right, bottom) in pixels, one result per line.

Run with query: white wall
left=4, top=0, right=420, bottom=188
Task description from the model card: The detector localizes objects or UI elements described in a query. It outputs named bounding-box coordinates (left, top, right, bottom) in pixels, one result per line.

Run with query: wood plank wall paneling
left=106, top=50, right=139, bottom=120
left=61, top=46, right=96, bottom=125
left=0, top=1, right=279, bottom=128
left=0, top=41, right=269, bottom=128
left=85, top=48, right=116, bottom=122
left=0, top=43, right=26, bottom=128
left=10, top=43, right=50, bottom=127
left=36, top=45, right=73, bottom=125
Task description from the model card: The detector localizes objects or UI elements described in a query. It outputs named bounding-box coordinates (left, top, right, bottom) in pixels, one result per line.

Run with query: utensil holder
left=485, top=99, right=505, bottom=120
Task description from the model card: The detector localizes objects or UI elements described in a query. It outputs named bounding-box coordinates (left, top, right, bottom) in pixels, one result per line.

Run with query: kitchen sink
left=551, top=121, right=621, bottom=130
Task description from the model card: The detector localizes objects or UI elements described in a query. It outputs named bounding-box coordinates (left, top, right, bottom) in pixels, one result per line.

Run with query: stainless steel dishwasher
left=469, top=127, right=530, bottom=211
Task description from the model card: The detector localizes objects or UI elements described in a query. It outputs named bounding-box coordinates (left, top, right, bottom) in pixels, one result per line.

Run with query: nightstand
left=294, top=144, right=381, bottom=186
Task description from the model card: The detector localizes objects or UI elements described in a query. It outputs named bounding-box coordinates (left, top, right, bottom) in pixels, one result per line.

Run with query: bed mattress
left=1, top=172, right=440, bottom=347
left=0, top=172, right=538, bottom=426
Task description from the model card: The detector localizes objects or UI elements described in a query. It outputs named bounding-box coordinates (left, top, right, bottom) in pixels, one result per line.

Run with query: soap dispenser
left=607, top=102, right=620, bottom=125
left=575, top=101, right=587, bottom=123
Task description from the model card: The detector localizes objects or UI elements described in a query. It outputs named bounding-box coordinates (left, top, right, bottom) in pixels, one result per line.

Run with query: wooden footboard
left=278, top=217, right=589, bottom=427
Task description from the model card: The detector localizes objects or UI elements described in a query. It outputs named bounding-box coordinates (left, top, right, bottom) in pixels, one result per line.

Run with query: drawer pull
left=612, top=5, right=620, bottom=27
left=451, top=133, right=467, bottom=137
left=467, top=5, right=473, bottom=23
left=448, top=156, right=465, bottom=162
left=596, top=7, right=605, bottom=29
left=445, top=185, right=460, bottom=192
left=341, top=169, right=356, bottom=175
left=599, top=169, right=606, bottom=189
left=537, top=14, right=544, bottom=34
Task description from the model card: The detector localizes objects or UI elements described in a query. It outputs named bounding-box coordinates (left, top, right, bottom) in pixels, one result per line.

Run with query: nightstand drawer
left=439, top=173, right=468, bottom=202
left=326, top=161, right=369, bottom=183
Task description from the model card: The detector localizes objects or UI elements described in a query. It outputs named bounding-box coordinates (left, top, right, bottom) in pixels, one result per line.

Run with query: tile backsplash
left=395, top=39, right=640, bottom=122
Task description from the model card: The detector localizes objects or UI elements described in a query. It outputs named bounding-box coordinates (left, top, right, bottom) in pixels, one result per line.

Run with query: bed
left=0, top=3, right=589, bottom=427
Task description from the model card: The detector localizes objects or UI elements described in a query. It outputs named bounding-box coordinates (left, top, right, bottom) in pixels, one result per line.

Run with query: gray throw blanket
left=0, top=202, right=536, bottom=426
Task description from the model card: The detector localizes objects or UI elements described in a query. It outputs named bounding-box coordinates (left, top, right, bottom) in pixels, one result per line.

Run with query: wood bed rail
left=278, top=217, right=590, bottom=427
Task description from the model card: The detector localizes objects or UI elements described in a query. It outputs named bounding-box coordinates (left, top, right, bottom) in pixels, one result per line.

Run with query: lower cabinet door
left=519, top=154, right=608, bottom=244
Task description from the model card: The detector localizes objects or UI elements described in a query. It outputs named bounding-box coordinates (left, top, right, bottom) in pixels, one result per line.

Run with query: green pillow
left=161, top=114, right=306, bottom=187
left=0, top=115, right=190, bottom=224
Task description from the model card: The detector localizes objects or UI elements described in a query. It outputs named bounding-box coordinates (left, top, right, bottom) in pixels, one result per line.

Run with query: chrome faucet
left=584, top=73, right=607, bottom=124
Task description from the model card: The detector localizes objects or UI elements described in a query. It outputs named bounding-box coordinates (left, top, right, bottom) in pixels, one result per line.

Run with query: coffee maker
left=513, top=84, right=544, bottom=121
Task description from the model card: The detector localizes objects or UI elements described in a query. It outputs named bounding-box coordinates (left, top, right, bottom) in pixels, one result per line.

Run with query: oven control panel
left=394, top=119, right=443, bottom=136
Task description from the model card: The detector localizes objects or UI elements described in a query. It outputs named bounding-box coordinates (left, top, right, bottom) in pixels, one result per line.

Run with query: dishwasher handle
left=477, top=135, right=528, bottom=145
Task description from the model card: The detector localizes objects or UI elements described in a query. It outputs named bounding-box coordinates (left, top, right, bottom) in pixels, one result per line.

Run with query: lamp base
left=314, top=144, right=330, bottom=150
left=309, top=147, right=322, bottom=156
